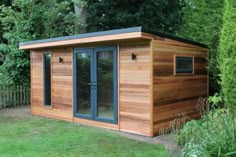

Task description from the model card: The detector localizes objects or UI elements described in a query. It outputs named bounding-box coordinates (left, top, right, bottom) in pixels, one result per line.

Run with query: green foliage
left=0, top=0, right=75, bottom=85
left=208, top=92, right=223, bottom=109
left=180, top=143, right=208, bottom=157
left=85, top=0, right=182, bottom=33
left=177, top=109, right=236, bottom=156
left=178, top=0, right=224, bottom=94
left=0, top=0, right=12, bottom=6
left=178, top=1, right=236, bottom=156
left=37, top=0, right=75, bottom=38
left=218, top=0, right=236, bottom=113
left=0, top=0, right=12, bottom=43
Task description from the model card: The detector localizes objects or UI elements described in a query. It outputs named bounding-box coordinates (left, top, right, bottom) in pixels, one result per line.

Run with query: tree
left=85, top=0, right=182, bottom=33
left=73, top=0, right=87, bottom=33
left=218, top=0, right=236, bottom=113
left=0, top=0, right=75, bottom=85
left=0, top=0, right=12, bottom=44
left=177, top=0, right=224, bottom=94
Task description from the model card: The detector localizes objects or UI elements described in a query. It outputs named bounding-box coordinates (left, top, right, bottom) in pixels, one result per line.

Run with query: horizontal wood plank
left=151, top=39, right=208, bottom=136
left=119, top=42, right=151, bottom=136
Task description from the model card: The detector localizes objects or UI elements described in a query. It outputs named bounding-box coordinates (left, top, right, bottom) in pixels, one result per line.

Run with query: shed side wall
left=152, top=38, right=208, bottom=135
left=119, top=41, right=152, bottom=136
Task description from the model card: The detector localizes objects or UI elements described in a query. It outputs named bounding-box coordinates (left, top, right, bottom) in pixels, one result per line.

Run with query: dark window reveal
left=44, top=53, right=51, bottom=106
left=176, top=56, right=193, bottom=74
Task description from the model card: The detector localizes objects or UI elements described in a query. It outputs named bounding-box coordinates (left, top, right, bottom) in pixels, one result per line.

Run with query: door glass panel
left=77, top=52, right=91, bottom=115
left=96, top=51, right=114, bottom=119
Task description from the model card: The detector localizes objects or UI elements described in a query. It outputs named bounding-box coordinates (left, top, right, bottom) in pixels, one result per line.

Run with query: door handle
left=88, top=82, right=97, bottom=90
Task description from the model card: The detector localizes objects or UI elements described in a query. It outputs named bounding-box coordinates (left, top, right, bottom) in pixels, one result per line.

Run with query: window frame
left=174, top=55, right=194, bottom=75
left=43, top=52, right=52, bottom=107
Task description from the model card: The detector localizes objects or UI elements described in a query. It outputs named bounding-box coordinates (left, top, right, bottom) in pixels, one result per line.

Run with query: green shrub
left=180, top=143, right=209, bottom=157
left=178, top=0, right=224, bottom=94
left=208, top=93, right=224, bottom=109
left=178, top=0, right=236, bottom=156
left=177, top=109, right=236, bottom=156
left=218, top=0, right=236, bottom=113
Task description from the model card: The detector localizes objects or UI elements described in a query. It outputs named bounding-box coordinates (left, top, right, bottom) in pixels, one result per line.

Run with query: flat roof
left=19, top=26, right=208, bottom=50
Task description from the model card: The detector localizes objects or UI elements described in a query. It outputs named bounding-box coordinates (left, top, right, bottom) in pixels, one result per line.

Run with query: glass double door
left=73, top=46, right=117, bottom=123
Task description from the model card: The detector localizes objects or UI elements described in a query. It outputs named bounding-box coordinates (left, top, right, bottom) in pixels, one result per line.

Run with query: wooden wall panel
left=30, top=38, right=207, bottom=137
left=30, top=48, right=73, bottom=121
left=51, top=48, right=73, bottom=112
left=119, top=42, right=152, bottom=136
left=152, top=39, right=208, bottom=135
left=31, top=51, right=44, bottom=108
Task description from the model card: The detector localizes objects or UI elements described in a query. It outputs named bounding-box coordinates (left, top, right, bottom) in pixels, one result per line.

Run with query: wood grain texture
left=119, top=42, right=151, bottom=136
left=30, top=36, right=208, bottom=137
left=150, top=41, right=154, bottom=137
left=30, top=49, right=73, bottom=121
left=151, top=39, right=208, bottom=135
left=74, top=117, right=118, bottom=130
left=30, top=46, right=120, bottom=131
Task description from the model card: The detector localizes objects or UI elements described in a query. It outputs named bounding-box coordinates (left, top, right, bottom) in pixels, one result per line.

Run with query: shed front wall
left=31, top=48, right=73, bottom=121
left=30, top=40, right=152, bottom=136
left=119, top=41, right=152, bottom=136
left=151, top=38, right=208, bottom=135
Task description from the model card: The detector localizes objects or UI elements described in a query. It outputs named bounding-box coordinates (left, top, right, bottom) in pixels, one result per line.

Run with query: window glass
left=176, top=56, right=193, bottom=74
left=44, top=53, right=51, bottom=106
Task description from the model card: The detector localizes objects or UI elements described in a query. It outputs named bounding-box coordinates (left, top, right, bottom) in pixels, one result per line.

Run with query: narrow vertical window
left=44, top=53, right=51, bottom=106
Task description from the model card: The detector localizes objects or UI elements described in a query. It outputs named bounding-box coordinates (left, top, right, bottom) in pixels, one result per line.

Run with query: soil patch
left=0, top=106, right=31, bottom=119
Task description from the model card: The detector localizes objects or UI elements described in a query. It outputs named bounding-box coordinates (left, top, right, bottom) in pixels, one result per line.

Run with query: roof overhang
left=19, top=26, right=208, bottom=50
left=19, top=27, right=154, bottom=50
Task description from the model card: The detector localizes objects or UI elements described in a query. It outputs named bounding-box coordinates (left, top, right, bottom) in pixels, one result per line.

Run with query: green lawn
left=0, top=108, right=169, bottom=157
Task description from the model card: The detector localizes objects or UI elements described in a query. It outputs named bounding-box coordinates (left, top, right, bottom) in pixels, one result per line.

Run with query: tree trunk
left=74, top=1, right=87, bottom=33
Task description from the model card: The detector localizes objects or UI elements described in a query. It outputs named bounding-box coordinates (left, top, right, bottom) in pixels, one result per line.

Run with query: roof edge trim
left=19, top=27, right=142, bottom=46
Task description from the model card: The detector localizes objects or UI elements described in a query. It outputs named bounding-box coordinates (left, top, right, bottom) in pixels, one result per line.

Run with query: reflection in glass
left=44, top=53, right=51, bottom=106
left=97, top=51, right=114, bottom=119
left=77, top=52, right=91, bottom=115
left=176, top=56, right=193, bottom=73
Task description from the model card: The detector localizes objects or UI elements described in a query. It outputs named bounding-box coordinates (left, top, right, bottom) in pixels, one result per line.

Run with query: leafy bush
left=178, top=0, right=224, bottom=94
left=218, top=0, right=236, bottom=113
left=85, top=0, right=182, bottom=33
left=0, top=0, right=75, bottom=85
left=177, top=109, right=236, bottom=156
left=180, top=143, right=208, bottom=157
left=208, top=92, right=224, bottom=109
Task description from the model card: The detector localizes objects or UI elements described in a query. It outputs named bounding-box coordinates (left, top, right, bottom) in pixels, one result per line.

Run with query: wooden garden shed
left=19, top=27, right=208, bottom=137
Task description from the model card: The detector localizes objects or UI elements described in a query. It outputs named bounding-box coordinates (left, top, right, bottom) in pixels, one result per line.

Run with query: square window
left=175, top=56, right=193, bottom=74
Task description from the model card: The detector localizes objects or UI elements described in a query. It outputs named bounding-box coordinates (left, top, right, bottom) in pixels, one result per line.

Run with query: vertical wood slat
left=16, top=85, right=18, bottom=106
left=6, top=85, right=8, bottom=107
left=25, top=86, right=27, bottom=106
left=0, top=86, right=1, bottom=109
left=23, top=86, right=26, bottom=105
left=17, top=85, right=19, bottom=106
left=12, top=87, right=17, bottom=107
left=0, top=84, right=30, bottom=109
left=27, top=87, right=29, bottom=105
left=22, top=85, right=24, bottom=105
left=2, top=86, right=6, bottom=108
left=19, top=86, right=21, bottom=105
